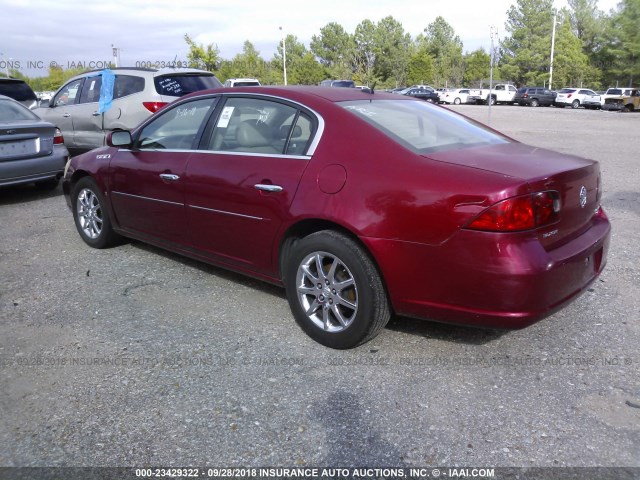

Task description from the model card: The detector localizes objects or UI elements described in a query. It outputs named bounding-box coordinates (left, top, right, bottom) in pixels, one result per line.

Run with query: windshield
left=340, top=99, right=510, bottom=154
left=154, top=74, right=222, bottom=97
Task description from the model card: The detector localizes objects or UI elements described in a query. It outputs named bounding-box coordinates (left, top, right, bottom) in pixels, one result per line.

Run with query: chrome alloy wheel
left=76, top=188, right=103, bottom=239
left=296, top=251, right=358, bottom=332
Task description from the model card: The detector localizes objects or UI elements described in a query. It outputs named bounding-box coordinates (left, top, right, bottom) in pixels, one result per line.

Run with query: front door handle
left=254, top=184, right=283, bottom=193
left=160, top=173, right=180, bottom=181
left=63, top=113, right=71, bottom=118
left=92, top=111, right=101, bottom=116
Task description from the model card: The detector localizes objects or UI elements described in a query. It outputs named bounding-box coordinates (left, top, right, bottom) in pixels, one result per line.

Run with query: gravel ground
left=0, top=105, right=638, bottom=469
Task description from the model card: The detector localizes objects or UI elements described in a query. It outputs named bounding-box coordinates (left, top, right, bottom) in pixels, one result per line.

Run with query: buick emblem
left=579, top=186, right=587, bottom=208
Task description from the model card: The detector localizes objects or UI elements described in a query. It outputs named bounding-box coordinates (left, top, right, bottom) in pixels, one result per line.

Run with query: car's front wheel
left=284, top=231, right=391, bottom=349
left=72, top=177, right=121, bottom=249
left=454, top=98, right=461, bottom=105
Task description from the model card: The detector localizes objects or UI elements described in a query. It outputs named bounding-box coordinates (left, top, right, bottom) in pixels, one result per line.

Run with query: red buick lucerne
left=62, top=86, right=610, bottom=349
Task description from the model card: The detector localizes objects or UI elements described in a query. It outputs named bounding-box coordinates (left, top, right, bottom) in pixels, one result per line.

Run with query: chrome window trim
left=112, top=191, right=182, bottom=207
left=189, top=204, right=264, bottom=221
left=180, top=91, right=325, bottom=157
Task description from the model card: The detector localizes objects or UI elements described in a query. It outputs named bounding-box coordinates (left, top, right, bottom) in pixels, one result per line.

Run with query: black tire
left=530, top=98, right=540, bottom=107
left=284, top=230, right=391, bottom=349
left=487, top=95, right=496, bottom=106
left=453, top=98, right=461, bottom=105
left=571, top=99, right=580, bottom=109
left=71, top=177, right=121, bottom=249
left=624, top=104, right=634, bottom=112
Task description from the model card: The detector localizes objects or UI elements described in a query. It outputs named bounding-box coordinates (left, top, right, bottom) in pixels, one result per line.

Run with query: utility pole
left=279, top=27, right=287, bottom=85
left=488, top=26, right=498, bottom=126
left=549, top=10, right=558, bottom=90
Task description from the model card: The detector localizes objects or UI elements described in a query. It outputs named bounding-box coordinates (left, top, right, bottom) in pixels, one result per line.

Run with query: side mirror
left=107, top=130, right=132, bottom=148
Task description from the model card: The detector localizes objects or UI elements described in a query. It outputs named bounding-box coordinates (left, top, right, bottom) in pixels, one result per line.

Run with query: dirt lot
left=1, top=105, right=638, bottom=469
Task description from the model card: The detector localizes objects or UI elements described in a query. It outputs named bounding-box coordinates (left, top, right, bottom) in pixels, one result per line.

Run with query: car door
left=73, top=74, right=105, bottom=149
left=185, top=96, right=317, bottom=274
left=108, top=97, right=218, bottom=245
left=37, top=78, right=84, bottom=148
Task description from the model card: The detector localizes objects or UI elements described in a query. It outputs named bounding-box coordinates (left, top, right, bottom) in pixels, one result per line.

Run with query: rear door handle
left=254, top=184, right=283, bottom=193
left=63, top=113, right=71, bottom=118
left=92, top=111, right=101, bottom=116
left=160, top=173, right=180, bottom=181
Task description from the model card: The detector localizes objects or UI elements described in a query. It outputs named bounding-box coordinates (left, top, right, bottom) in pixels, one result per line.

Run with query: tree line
left=14, top=0, right=640, bottom=92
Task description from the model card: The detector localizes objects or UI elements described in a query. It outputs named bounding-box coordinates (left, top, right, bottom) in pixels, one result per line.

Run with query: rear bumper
left=363, top=208, right=611, bottom=329
left=0, top=146, right=69, bottom=187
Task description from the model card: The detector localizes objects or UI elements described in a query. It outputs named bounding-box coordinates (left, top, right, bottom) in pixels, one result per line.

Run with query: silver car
left=0, top=95, right=69, bottom=188
left=36, top=67, right=222, bottom=151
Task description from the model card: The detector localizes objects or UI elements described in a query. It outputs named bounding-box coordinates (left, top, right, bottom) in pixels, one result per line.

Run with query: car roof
left=181, top=85, right=410, bottom=104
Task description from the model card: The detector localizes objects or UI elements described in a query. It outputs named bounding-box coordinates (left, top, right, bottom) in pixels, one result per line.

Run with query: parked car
left=400, top=87, right=439, bottom=103
left=600, top=87, right=636, bottom=106
left=0, top=95, right=68, bottom=188
left=36, top=67, right=222, bottom=151
left=224, top=78, right=261, bottom=87
left=0, top=78, right=38, bottom=109
left=554, top=88, right=600, bottom=108
left=441, top=88, right=472, bottom=105
left=468, top=84, right=518, bottom=105
left=582, top=92, right=602, bottom=109
left=513, top=87, right=556, bottom=107
left=319, top=80, right=355, bottom=88
left=602, top=89, right=640, bottom=111
left=63, top=86, right=610, bottom=349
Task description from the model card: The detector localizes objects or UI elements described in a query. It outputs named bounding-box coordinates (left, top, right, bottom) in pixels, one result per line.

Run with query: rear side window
left=517, top=88, right=527, bottom=94
left=114, top=75, right=145, bottom=99
left=154, top=74, right=222, bottom=97
left=0, top=80, right=37, bottom=102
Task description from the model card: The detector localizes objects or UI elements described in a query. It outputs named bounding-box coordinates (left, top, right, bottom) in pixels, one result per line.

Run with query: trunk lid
left=0, top=121, right=56, bottom=161
left=426, top=143, right=602, bottom=248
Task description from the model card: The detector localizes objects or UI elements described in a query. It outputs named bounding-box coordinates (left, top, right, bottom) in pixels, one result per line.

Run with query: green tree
left=463, top=49, right=491, bottom=86
left=272, top=34, right=311, bottom=84
left=310, top=22, right=353, bottom=79
left=351, top=19, right=378, bottom=86
left=374, top=16, right=412, bottom=87
left=406, top=45, right=434, bottom=86
left=422, top=17, right=464, bottom=87
left=230, top=41, right=268, bottom=79
left=608, top=0, right=640, bottom=86
left=184, top=33, right=220, bottom=71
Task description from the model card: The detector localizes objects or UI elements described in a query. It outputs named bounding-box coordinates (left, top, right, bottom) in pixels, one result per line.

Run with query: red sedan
left=62, top=86, right=610, bottom=349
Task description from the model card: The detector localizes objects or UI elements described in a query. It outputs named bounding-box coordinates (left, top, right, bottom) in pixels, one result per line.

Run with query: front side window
left=341, top=99, right=510, bottom=154
left=136, top=98, right=215, bottom=150
left=79, top=76, right=102, bottom=104
left=53, top=79, right=84, bottom=107
left=205, top=97, right=314, bottom=155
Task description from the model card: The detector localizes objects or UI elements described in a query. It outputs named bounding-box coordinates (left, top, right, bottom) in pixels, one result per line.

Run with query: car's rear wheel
left=454, top=98, right=461, bottom=105
left=284, top=231, right=390, bottom=349
left=530, top=99, right=540, bottom=107
left=571, top=100, right=580, bottom=109
left=72, top=177, right=121, bottom=249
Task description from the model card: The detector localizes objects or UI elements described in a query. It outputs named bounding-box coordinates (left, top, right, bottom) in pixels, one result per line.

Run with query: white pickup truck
left=467, top=84, right=518, bottom=105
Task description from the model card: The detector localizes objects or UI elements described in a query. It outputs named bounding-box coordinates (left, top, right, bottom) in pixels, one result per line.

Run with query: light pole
left=279, top=26, right=287, bottom=85
left=549, top=10, right=560, bottom=90
left=488, top=25, right=498, bottom=126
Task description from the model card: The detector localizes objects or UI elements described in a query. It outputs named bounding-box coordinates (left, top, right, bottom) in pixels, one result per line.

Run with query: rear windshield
left=332, top=81, right=355, bottom=88
left=340, top=99, right=510, bottom=154
left=0, top=98, right=39, bottom=122
left=154, top=74, right=222, bottom=97
left=558, top=88, right=576, bottom=93
left=606, top=89, right=622, bottom=95
left=0, top=80, right=37, bottom=101
left=517, top=87, right=528, bottom=93
left=232, top=81, right=260, bottom=87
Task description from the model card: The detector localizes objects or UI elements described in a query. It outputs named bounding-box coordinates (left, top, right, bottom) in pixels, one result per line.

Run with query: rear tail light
left=523, top=93, right=529, bottom=98
left=567, top=93, right=573, bottom=98
left=53, top=128, right=64, bottom=145
left=466, top=192, right=560, bottom=232
left=143, top=102, right=168, bottom=113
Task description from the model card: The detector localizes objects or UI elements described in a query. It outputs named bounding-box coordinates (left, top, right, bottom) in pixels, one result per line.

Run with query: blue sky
left=1, top=0, right=621, bottom=78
